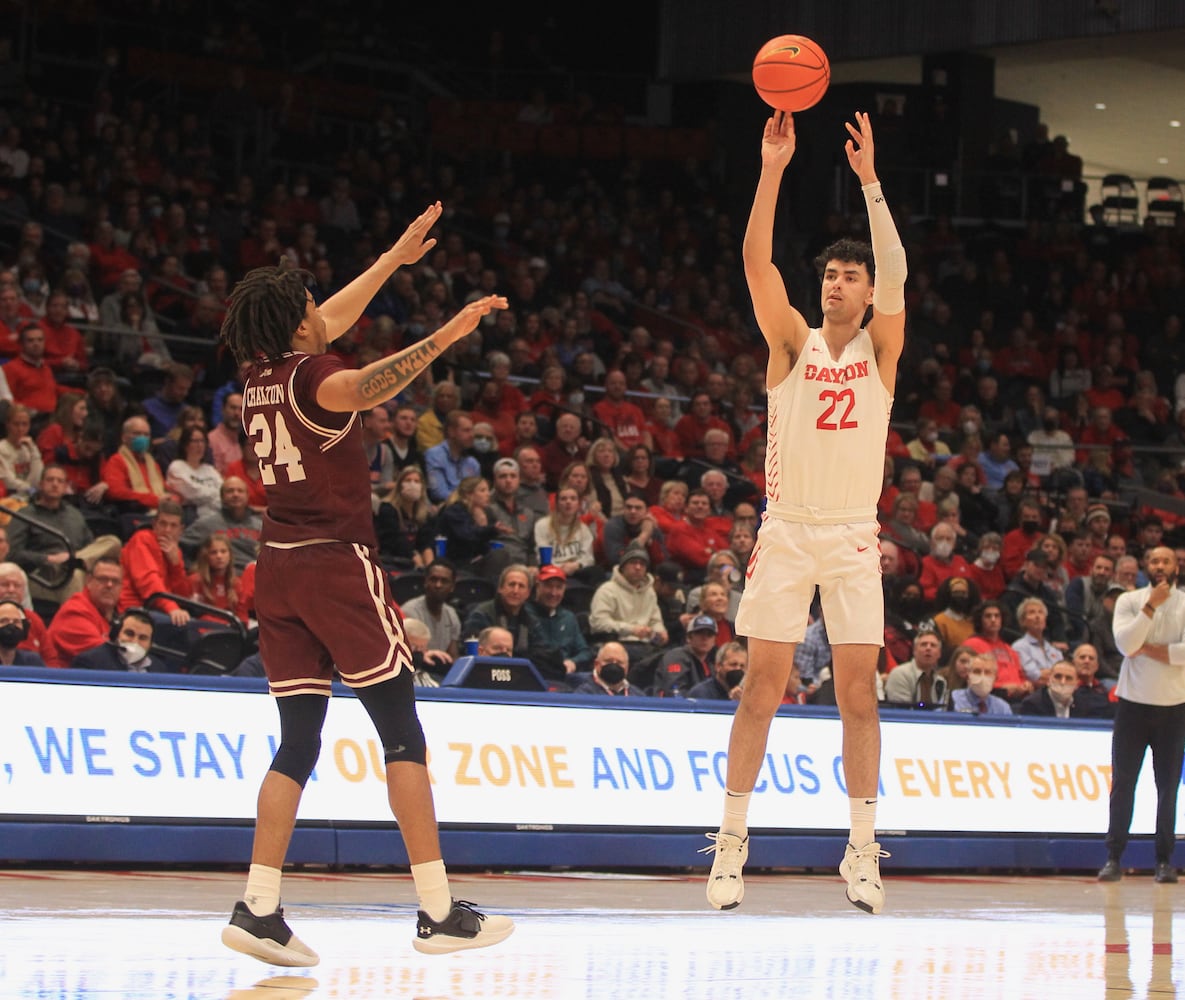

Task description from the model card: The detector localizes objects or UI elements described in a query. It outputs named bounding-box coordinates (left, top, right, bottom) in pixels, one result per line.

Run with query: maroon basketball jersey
left=242, top=352, right=377, bottom=548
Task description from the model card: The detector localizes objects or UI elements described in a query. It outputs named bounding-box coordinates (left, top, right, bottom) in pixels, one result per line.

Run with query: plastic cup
left=435, top=535, right=448, bottom=557
left=539, top=545, right=553, bottom=565
left=465, top=638, right=479, bottom=656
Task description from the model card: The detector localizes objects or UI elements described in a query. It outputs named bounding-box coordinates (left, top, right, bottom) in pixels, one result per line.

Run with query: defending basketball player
left=218, top=202, right=514, bottom=965
left=704, top=111, right=906, bottom=914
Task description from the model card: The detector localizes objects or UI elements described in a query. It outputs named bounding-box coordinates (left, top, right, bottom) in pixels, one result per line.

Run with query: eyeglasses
left=92, top=576, right=121, bottom=586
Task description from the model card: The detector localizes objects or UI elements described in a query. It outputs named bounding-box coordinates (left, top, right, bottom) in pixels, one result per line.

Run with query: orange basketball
left=752, top=34, right=830, bottom=113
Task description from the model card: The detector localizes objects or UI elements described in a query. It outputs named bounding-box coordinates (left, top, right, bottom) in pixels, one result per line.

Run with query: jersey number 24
left=248, top=412, right=307, bottom=483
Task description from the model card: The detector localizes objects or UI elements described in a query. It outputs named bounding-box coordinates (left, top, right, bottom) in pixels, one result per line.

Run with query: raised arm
left=315, top=296, right=508, bottom=413
left=319, top=202, right=442, bottom=341
left=844, top=111, right=906, bottom=389
left=742, top=111, right=809, bottom=387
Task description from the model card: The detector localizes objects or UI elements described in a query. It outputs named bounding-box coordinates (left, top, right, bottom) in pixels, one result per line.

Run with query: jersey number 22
left=816, top=388, right=858, bottom=430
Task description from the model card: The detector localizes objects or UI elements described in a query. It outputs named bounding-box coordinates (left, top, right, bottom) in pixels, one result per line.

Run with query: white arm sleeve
left=862, top=181, right=907, bottom=314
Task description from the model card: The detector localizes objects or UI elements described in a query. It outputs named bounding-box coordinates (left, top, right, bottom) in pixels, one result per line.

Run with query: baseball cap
left=689, top=614, right=718, bottom=634
left=537, top=564, right=566, bottom=582
left=653, top=561, right=684, bottom=585
left=1024, top=548, right=1049, bottom=566
left=492, top=457, right=519, bottom=475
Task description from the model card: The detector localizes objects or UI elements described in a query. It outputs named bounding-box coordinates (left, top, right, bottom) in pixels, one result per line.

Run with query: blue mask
left=130, top=434, right=150, bottom=454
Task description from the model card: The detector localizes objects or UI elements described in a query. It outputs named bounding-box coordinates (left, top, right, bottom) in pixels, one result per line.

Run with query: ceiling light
left=1094, top=102, right=1107, bottom=110
left=1158, top=157, right=1170, bottom=164
left=1171, top=120, right=1182, bottom=128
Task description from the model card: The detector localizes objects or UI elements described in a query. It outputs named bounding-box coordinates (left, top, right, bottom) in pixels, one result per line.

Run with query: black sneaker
left=413, top=898, right=515, bottom=955
left=221, top=900, right=320, bottom=967
left=1097, top=859, right=1123, bottom=883
left=1155, top=862, right=1179, bottom=884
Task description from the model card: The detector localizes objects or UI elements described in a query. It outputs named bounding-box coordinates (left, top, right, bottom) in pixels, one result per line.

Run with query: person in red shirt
left=46, top=556, right=123, bottom=667
left=964, top=600, right=1029, bottom=701
left=88, top=220, right=142, bottom=292
left=666, top=488, right=731, bottom=576
left=0, top=560, right=60, bottom=665
left=0, top=284, right=34, bottom=356
left=645, top=395, right=682, bottom=460
left=1075, top=405, right=1127, bottom=465
left=914, top=376, right=962, bottom=431
left=5, top=323, right=60, bottom=415
left=39, top=292, right=89, bottom=374
left=592, top=369, right=650, bottom=453
left=189, top=532, right=245, bottom=622
left=118, top=499, right=192, bottom=624
left=967, top=532, right=1006, bottom=600
left=1001, top=497, right=1046, bottom=579
left=99, top=415, right=168, bottom=512
left=919, top=521, right=974, bottom=601
left=651, top=478, right=689, bottom=536
left=674, top=390, right=733, bottom=460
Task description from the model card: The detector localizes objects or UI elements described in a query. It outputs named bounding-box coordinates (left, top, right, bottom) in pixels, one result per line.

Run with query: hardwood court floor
left=0, top=868, right=1179, bottom=999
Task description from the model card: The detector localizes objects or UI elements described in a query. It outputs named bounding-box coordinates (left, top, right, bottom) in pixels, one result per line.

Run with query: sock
left=244, top=863, right=282, bottom=917
left=849, top=797, right=877, bottom=849
left=720, top=788, right=751, bottom=839
left=410, top=859, right=452, bottom=923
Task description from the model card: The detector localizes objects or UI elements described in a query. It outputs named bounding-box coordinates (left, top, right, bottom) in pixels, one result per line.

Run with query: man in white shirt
left=1098, top=546, right=1185, bottom=884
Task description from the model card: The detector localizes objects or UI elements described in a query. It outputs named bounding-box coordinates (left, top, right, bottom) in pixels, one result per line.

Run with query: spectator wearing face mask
left=968, top=531, right=1006, bottom=600
left=931, top=576, right=980, bottom=651
left=919, top=522, right=974, bottom=602
left=0, top=599, right=43, bottom=666
left=949, top=654, right=1012, bottom=715
left=688, top=641, right=748, bottom=701
left=99, top=415, right=168, bottom=513
left=1017, top=660, right=1111, bottom=718
left=1001, top=498, right=1045, bottom=579
left=73, top=608, right=163, bottom=673
left=573, top=641, right=639, bottom=696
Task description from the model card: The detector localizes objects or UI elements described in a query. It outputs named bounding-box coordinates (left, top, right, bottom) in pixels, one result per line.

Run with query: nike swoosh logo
left=864, top=799, right=877, bottom=805
left=857, top=545, right=869, bottom=552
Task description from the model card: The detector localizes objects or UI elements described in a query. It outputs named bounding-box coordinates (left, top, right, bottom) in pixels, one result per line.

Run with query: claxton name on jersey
left=801, top=360, right=870, bottom=384
left=244, top=384, right=286, bottom=407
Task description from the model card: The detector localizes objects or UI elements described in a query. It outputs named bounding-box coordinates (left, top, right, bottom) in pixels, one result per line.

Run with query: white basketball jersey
left=764, top=328, right=892, bottom=524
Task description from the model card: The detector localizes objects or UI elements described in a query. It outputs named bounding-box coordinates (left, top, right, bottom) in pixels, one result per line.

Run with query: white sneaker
left=413, top=899, right=515, bottom=955
left=700, top=832, right=749, bottom=910
left=221, top=901, right=320, bottom=967
left=839, top=842, right=890, bottom=915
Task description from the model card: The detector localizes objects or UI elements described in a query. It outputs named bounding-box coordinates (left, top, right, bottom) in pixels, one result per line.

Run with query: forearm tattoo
left=359, top=339, right=442, bottom=401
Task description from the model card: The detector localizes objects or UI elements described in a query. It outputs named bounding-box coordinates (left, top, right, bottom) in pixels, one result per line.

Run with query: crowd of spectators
left=0, top=15, right=1183, bottom=707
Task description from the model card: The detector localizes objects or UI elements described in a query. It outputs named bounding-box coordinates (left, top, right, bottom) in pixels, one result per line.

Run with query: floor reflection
left=0, top=871, right=1178, bottom=999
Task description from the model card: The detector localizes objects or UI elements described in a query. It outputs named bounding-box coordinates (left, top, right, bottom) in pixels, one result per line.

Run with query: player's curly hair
left=814, top=238, right=876, bottom=284
left=220, top=261, right=311, bottom=366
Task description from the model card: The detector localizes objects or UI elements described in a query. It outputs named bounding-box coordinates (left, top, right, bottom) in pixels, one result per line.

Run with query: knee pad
left=353, top=669, right=427, bottom=765
left=269, top=694, right=328, bottom=786
left=270, top=737, right=322, bottom=786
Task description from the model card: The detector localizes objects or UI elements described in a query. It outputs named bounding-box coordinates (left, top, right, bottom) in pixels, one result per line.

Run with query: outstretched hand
left=844, top=111, right=878, bottom=184
left=439, top=295, right=508, bottom=346
left=761, top=110, right=796, bottom=169
left=385, top=201, right=443, bottom=268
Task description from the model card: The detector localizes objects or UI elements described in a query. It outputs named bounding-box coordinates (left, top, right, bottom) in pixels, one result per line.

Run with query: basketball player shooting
left=218, top=202, right=514, bottom=965
left=703, top=111, right=906, bottom=915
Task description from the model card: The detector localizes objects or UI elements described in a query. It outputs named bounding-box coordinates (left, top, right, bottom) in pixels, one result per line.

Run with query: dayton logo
left=802, top=360, right=870, bottom=385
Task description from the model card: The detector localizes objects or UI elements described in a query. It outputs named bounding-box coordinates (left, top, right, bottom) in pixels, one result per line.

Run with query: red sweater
left=46, top=589, right=112, bottom=667
left=119, top=529, right=190, bottom=613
